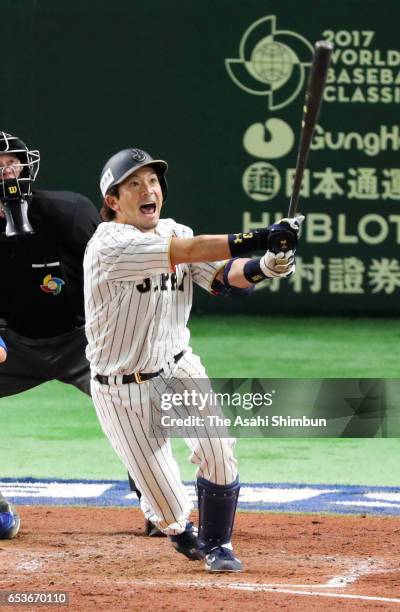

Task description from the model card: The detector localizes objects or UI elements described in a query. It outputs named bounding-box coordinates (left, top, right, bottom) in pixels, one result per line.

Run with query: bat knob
left=267, top=223, right=298, bottom=254
left=316, top=40, right=334, bottom=52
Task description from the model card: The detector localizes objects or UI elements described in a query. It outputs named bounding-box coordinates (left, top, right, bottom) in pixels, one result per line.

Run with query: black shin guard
left=197, top=477, right=240, bottom=552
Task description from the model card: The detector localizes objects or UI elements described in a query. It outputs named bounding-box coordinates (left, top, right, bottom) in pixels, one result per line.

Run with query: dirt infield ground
left=0, top=507, right=399, bottom=611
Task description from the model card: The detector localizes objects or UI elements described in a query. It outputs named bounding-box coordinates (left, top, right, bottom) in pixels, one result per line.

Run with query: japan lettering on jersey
left=83, top=218, right=224, bottom=376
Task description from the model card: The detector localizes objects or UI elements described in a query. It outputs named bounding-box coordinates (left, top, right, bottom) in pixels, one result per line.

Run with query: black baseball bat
left=268, top=40, right=333, bottom=253
left=288, top=40, right=333, bottom=217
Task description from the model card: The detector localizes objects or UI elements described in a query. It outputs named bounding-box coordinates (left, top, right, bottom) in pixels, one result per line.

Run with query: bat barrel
left=288, top=40, right=333, bottom=218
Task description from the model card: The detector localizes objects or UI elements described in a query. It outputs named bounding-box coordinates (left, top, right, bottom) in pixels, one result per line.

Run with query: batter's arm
left=170, top=216, right=304, bottom=266
left=170, top=235, right=231, bottom=266
left=214, top=259, right=253, bottom=289
left=212, top=251, right=296, bottom=295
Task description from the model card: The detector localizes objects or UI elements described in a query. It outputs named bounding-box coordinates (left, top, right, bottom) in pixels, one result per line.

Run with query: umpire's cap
left=100, top=148, right=168, bottom=200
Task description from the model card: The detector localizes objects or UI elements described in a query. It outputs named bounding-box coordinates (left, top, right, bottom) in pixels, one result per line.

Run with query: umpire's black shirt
left=0, top=190, right=99, bottom=338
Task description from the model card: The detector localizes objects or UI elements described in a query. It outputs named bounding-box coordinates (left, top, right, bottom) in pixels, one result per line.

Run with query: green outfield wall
left=1, top=0, right=400, bottom=315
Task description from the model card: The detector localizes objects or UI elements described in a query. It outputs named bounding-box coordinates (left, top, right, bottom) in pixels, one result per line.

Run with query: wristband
left=0, top=336, right=7, bottom=352
left=222, top=258, right=236, bottom=286
left=243, top=258, right=268, bottom=284
left=211, top=258, right=254, bottom=297
left=228, top=228, right=269, bottom=257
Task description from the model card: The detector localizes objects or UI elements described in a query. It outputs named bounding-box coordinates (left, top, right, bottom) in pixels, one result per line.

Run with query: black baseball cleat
left=170, top=522, right=205, bottom=561
left=144, top=518, right=166, bottom=537
left=0, top=497, right=20, bottom=540
left=127, top=473, right=166, bottom=537
left=205, top=546, right=243, bottom=572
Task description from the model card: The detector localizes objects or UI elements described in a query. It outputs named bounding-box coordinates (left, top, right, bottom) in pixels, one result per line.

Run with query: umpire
left=0, top=131, right=99, bottom=538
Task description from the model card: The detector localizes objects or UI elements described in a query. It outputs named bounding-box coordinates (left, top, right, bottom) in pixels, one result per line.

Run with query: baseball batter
left=84, top=147, right=302, bottom=572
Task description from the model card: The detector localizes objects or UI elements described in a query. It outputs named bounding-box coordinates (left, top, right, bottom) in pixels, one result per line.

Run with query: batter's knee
left=190, top=437, right=238, bottom=485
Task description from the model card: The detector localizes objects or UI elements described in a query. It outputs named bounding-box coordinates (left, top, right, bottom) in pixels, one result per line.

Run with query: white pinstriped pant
left=90, top=349, right=238, bottom=534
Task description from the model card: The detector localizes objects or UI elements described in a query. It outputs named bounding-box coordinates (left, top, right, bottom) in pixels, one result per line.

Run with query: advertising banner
left=1, top=1, right=399, bottom=314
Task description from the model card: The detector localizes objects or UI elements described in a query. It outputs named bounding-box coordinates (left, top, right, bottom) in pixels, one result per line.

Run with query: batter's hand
left=276, top=215, right=305, bottom=236
left=260, top=250, right=295, bottom=278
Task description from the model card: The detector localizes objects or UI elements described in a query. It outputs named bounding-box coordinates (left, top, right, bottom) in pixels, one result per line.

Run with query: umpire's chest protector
left=0, top=211, right=80, bottom=336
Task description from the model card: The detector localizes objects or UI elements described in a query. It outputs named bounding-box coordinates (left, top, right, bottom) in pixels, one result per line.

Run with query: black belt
left=94, top=350, right=185, bottom=385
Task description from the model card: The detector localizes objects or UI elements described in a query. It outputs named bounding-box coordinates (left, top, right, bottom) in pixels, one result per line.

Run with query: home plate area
left=0, top=505, right=399, bottom=610
left=1, top=480, right=400, bottom=609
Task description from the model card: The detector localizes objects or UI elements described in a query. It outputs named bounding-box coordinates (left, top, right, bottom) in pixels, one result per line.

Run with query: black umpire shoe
left=204, top=546, right=243, bottom=572
left=170, top=522, right=205, bottom=561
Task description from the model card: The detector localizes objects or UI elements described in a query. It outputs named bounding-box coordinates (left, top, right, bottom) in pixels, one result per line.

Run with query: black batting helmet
left=0, top=131, right=40, bottom=199
left=100, top=147, right=168, bottom=200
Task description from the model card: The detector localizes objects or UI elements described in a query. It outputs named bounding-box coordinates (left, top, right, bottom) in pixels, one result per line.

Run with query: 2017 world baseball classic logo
left=225, top=16, right=314, bottom=111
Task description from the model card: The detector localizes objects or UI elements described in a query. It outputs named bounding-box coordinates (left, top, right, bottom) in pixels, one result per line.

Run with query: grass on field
left=0, top=315, right=399, bottom=486
left=189, top=315, right=400, bottom=378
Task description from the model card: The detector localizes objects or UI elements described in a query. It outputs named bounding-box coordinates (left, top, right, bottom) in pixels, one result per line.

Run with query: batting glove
left=277, top=215, right=305, bottom=235
left=260, top=250, right=295, bottom=279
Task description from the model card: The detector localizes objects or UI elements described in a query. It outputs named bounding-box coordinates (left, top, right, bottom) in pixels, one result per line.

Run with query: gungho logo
left=225, top=15, right=313, bottom=110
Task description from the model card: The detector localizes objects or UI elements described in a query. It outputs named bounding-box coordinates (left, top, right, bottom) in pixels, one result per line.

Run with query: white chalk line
left=9, top=551, right=399, bottom=604
left=125, top=580, right=400, bottom=604
left=122, top=559, right=397, bottom=605
left=326, top=558, right=386, bottom=587
left=242, top=557, right=388, bottom=589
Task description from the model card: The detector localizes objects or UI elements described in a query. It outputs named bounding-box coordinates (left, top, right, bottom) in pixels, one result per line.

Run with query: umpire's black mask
left=0, top=131, right=40, bottom=238
left=0, top=173, right=34, bottom=237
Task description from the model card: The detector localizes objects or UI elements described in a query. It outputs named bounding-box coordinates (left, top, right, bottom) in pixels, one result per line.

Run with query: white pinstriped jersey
left=83, top=218, right=224, bottom=376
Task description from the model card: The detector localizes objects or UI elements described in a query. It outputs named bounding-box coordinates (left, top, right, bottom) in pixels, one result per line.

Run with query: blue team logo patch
left=40, top=274, right=65, bottom=295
